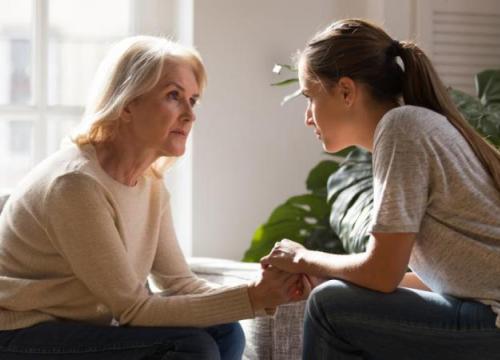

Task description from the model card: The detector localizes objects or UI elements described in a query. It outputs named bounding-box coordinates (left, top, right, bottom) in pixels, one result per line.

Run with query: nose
left=182, top=101, right=196, bottom=122
left=304, top=106, right=314, bottom=127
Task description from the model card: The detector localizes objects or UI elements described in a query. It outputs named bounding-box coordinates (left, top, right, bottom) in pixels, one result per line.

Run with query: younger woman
left=262, top=19, right=500, bottom=359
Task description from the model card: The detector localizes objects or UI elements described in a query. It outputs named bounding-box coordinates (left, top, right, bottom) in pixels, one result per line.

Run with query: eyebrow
left=162, top=81, right=200, bottom=99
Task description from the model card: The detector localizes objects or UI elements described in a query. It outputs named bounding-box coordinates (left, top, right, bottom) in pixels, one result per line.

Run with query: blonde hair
left=300, top=19, right=500, bottom=190
left=72, top=35, right=207, bottom=177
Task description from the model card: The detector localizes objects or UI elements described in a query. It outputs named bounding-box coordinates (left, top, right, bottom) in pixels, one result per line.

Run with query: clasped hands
left=248, top=239, right=324, bottom=314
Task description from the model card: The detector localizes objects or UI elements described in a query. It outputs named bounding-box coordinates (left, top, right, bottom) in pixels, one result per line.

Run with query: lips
left=171, top=129, right=188, bottom=136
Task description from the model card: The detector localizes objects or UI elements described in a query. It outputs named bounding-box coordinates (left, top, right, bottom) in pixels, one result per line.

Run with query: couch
left=0, top=194, right=306, bottom=359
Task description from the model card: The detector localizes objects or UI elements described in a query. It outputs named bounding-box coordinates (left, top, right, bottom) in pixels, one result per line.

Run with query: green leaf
left=306, top=160, right=339, bottom=195
left=242, top=222, right=311, bottom=262
left=242, top=193, right=336, bottom=262
left=284, top=194, right=330, bottom=220
left=271, top=78, right=299, bottom=87
left=337, top=186, right=373, bottom=253
left=450, top=87, right=500, bottom=149
left=326, top=148, right=373, bottom=253
left=330, top=146, right=358, bottom=158
left=272, top=63, right=297, bottom=74
left=476, top=69, right=500, bottom=107
left=281, top=88, right=302, bottom=106
left=304, top=222, right=345, bottom=254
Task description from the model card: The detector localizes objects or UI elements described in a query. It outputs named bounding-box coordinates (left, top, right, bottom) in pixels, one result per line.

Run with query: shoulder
left=374, top=105, right=447, bottom=148
left=7, top=145, right=99, bottom=208
left=44, top=171, right=105, bottom=210
left=377, top=106, right=444, bottom=136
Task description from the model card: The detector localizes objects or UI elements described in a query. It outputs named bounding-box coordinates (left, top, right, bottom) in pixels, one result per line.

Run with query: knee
left=146, top=330, right=220, bottom=360
left=224, top=322, right=245, bottom=353
left=211, top=322, right=246, bottom=359
left=189, top=331, right=221, bottom=360
left=306, top=279, right=373, bottom=320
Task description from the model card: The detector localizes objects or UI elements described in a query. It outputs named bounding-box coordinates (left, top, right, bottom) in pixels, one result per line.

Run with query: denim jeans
left=303, top=280, right=500, bottom=360
left=0, top=320, right=245, bottom=359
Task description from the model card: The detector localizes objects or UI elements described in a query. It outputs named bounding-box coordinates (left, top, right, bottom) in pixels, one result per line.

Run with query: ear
left=337, top=77, right=356, bottom=107
left=121, top=102, right=134, bottom=123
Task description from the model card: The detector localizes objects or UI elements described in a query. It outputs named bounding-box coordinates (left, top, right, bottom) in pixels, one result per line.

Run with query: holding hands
left=262, top=239, right=328, bottom=289
left=260, top=239, right=308, bottom=274
left=247, top=265, right=311, bottom=314
left=248, top=239, right=327, bottom=315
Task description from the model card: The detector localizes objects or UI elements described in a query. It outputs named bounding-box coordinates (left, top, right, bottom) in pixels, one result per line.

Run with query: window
left=417, top=0, right=500, bottom=95
left=0, top=0, right=193, bottom=255
left=0, top=0, right=133, bottom=190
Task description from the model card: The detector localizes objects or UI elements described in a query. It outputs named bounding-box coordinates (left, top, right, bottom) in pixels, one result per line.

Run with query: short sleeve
left=370, top=116, right=431, bottom=233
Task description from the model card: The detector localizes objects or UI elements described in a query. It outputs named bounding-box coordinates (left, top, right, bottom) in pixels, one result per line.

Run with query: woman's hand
left=247, top=266, right=311, bottom=313
left=260, top=239, right=309, bottom=274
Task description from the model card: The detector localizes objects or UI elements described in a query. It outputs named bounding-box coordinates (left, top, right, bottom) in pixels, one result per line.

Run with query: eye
left=167, top=90, right=180, bottom=101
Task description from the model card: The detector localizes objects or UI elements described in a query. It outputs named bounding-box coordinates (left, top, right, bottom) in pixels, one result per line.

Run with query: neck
left=356, top=99, right=400, bottom=152
left=94, top=133, right=158, bottom=187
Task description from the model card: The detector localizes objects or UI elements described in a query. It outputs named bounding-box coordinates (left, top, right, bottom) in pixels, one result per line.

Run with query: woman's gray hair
left=72, top=35, right=206, bottom=177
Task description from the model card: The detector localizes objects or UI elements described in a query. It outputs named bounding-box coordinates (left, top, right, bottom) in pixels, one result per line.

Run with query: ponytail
left=398, top=42, right=500, bottom=190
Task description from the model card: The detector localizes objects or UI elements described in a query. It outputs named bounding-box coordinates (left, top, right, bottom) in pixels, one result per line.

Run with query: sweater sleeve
left=149, top=190, right=225, bottom=296
left=44, top=173, right=254, bottom=327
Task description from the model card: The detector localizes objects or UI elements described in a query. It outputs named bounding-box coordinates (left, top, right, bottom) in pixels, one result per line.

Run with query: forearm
left=300, top=250, right=400, bottom=293
left=150, top=273, right=221, bottom=296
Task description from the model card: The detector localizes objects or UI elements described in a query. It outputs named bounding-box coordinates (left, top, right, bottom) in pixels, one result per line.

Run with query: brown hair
left=300, top=18, right=500, bottom=190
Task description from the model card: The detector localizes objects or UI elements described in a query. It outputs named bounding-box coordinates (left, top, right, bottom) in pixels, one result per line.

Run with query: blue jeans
left=0, top=321, right=245, bottom=359
left=303, top=280, right=500, bottom=360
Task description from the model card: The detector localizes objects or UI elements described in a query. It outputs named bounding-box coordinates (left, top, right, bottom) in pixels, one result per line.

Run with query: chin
left=323, top=141, right=347, bottom=154
left=159, top=146, right=186, bottom=157
left=169, top=149, right=186, bottom=157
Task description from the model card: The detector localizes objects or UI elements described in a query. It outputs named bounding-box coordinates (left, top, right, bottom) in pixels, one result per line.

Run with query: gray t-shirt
left=370, top=105, right=500, bottom=327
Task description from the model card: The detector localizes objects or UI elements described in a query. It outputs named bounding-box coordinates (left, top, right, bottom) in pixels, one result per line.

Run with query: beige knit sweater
left=0, top=144, right=255, bottom=331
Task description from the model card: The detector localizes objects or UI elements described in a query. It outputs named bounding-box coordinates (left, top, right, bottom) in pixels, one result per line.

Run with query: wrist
left=247, top=282, right=263, bottom=313
left=296, top=248, right=311, bottom=272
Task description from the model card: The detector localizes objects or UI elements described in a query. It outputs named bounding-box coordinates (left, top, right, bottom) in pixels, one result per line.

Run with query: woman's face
left=124, top=62, right=200, bottom=157
left=298, top=66, right=355, bottom=153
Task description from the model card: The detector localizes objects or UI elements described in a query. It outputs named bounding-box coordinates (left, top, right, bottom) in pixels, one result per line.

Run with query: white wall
left=190, top=0, right=336, bottom=260
left=176, top=0, right=416, bottom=261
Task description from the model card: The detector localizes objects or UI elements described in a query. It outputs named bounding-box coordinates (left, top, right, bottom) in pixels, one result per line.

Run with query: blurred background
left=0, top=0, right=499, bottom=260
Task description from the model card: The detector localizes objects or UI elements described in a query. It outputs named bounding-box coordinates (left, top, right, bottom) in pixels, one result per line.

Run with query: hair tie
left=387, top=39, right=402, bottom=58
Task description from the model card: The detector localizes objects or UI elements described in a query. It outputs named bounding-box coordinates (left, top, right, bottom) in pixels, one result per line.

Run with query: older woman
left=0, top=36, right=307, bottom=360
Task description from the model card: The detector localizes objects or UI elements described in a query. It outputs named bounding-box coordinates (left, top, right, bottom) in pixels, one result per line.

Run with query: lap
left=305, top=280, right=500, bottom=360
left=309, top=279, right=498, bottom=330
left=0, top=321, right=240, bottom=360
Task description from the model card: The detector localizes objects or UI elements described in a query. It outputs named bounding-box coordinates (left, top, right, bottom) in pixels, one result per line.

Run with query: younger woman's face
left=298, top=66, right=356, bottom=153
